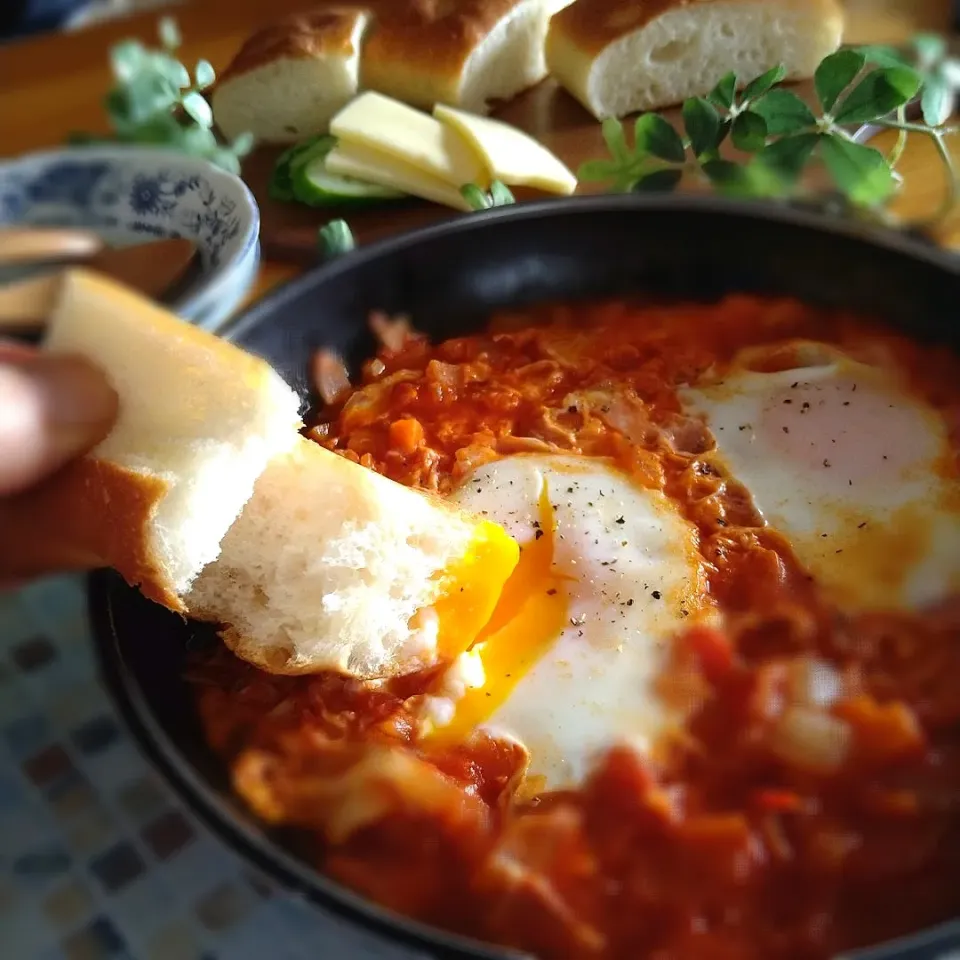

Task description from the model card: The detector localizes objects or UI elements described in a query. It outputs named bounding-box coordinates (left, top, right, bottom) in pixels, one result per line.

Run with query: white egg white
left=680, top=347, right=960, bottom=612
left=432, top=454, right=710, bottom=792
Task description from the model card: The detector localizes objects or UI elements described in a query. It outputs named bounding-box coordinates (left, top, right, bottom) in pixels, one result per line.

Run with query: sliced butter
left=325, top=142, right=473, bottom=212
left=434, top=104, right=578, bottom=196
left=331, top=92, right=488, bottom=190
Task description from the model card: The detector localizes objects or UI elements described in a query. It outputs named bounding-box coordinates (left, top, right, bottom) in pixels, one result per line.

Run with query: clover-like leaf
left=815, top=49, right=866, bottom=113
left=634, top=113, right=686, bottom=163
left=181, top=91, right=213, bottom=128
left=819, top=134, right=896, bottom=205
left=707, top=71, right=737, bottom=111
left=913, top=32, right=947, bottom=68
left=631, top=168, right=683, bottom=193
left=751, top=89, right=817, bottom=135
left=832, top=66, right=921, bottom=124
left=753, top=132, right=820, bottom=183
left=110, top=41, right=145, bottom=83
left=921, top=78, right=953, bottom=127
left=601, top=118, right=630, bottom=163
left=578, top=158, right=625, bottom=182
left=731, top=111, right=767, bottom=152
left=158, top=16, right=181, bottom=50
left=701, top=159, right=780, bottom=198
left=319, top=219, right=356, bottom=258
left=682, top=97, right=721, bottom=157
left=741, top=64, right=787, bottom=103
left=860, top=45, right=909, bottom=70
left=231, top=132, right=256, bottom=157
left=194, top=59, right=216, bottom=90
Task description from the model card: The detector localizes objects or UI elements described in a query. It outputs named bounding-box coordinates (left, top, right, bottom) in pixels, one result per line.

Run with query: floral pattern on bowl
left=0, top=146, right=260, bottom=330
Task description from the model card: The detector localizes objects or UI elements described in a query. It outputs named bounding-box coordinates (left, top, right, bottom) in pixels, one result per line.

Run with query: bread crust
left=548, top=0, right=844, bottom=57
left=361, top=0, right=536, bottom=108
left=0, top=458, right=177, bottom=609
left=218, top=6, right=371, bottom=84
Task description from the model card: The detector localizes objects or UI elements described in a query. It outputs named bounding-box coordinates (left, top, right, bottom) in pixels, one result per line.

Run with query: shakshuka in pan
left=189, top=295, right=960, bottom=960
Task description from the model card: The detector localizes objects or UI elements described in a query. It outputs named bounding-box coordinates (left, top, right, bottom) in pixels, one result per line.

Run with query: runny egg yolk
left=425, top=477, right=570, bottom=746
left=421, top=454, right=709, bottom=791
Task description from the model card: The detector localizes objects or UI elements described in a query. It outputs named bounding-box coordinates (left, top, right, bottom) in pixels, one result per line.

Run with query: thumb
left=0, top=353, right=118, bottom=496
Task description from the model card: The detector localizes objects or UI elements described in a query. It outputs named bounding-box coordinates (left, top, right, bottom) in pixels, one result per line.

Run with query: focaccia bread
left=546, top=0, right=844, bottom=119
left=212, top=6, right=373, bottom=144
left=360, top=0, right=560, bottom=115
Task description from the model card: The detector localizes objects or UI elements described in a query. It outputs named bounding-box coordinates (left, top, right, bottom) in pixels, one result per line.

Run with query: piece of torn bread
left=546, top=0, right=844, bottom=120
left=361, top=0, right=559, bottom=115
left=0, top=270, right=519, bottom=679
left=212, top=7, right=373, bottom=144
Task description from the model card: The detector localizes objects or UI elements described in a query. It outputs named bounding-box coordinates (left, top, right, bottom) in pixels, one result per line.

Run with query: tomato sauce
left=190, top=295, right=960, bottom=959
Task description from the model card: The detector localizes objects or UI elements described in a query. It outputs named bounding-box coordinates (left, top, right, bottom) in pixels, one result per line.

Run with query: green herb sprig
left=460, top=180, right=516, bottom=210
left=580, top=34, right=960, bottom=226
left=72, top=17, right=254, bottom=174
left=318, top=219, right=356, bottom=258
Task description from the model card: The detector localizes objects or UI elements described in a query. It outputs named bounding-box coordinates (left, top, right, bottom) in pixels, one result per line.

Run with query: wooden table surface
left=1, top=0, right=956, bottom=309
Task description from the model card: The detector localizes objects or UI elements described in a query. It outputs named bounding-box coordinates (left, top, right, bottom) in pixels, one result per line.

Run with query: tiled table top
left=0, top=575, right=420, bottom=960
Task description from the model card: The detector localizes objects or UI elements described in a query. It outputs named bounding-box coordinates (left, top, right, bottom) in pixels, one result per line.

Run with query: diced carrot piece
left=684, top=625, right=735, bottom=684
left=388, top=417, right=425, bottom=455
left=835, top=695, right=926, bottom=764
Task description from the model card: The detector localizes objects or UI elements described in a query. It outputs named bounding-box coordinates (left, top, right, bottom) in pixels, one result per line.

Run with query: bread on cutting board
left=212, top=7, right=373, bottom=144
left=361, top=0, right=566, bottom=115
left=546, top=0, right=844, bottom=119
left=0, top=271, right=519, bottom=680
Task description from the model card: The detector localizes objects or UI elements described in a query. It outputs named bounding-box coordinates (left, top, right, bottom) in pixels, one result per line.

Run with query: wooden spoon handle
left=0, top=227, right=104, bottom=265
left=0, top=274, right=58, bottom=331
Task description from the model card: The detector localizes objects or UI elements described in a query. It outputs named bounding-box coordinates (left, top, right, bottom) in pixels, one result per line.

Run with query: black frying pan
left=89, top=195, right=960, bottom=960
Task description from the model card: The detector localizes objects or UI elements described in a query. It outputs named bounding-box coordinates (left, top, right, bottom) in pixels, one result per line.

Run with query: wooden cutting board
left=250, top=77, right=724, bottom=264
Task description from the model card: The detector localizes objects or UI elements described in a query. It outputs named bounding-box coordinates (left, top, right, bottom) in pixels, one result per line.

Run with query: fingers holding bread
left=0, top=271, right=520, bottom=683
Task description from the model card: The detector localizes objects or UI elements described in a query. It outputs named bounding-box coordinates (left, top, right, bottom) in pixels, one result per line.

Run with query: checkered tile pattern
left=0, top=575, right=422, bottom=960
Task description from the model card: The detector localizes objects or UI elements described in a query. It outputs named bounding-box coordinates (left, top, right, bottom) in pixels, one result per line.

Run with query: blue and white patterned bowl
left=0, top=146, right=260, bottom=330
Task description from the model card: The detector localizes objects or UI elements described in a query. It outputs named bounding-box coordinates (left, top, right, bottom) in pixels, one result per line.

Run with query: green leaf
left=819, top=134, right=895, bottom=205
left=110, top=41, right=145, bottom=82
left=460, top=184, right=492, bottom=210
left=682, top=97, right=721, bottom=157
left=859, top=44, right=909, bottom=68
left=940, top=58, right=960, bottom=90
left=631, top=168, right=683, bottom=193
left=731, top=111, right=767, bottom=152
left=181, top=91, right=213, bottom=127
left=601, top=117, right=630, bottom=163
left=921, top=78, right=953, bottom=126
left=209, top=148, right=242, bottom=174
left=177, top=123, right=218, bottom=154
left=707, top=71, right=737, bottom=111
left=194, top=59, right=216, bottom=89
left=158, top=16, right=181, bottom=50
left=578, top=158, right=624, bottom=182
left=701, top=159, right=780, bottom=198
left=489, top=180, right=516, bottom=206
left=319, top=219, right=356, bottom=258
left=741, top=64, right=786, bottom=103
left=153, top=53, right=190, bottom=90
left=231, top=131, right=255, bottom=157
left=815, top=49, right=866, bottom=113
left=753, top=132, right=821, bottom=183
left=752, top=89, right=816, bottom=134
left=913, top=32, right=947, bottom=67
left=832, top=66, right=921, bottom=124
left=634, top=113, right=686, bottom=163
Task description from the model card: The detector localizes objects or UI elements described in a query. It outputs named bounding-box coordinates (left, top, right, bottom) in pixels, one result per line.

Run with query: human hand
left=0, top=340, right=117, bottom=586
